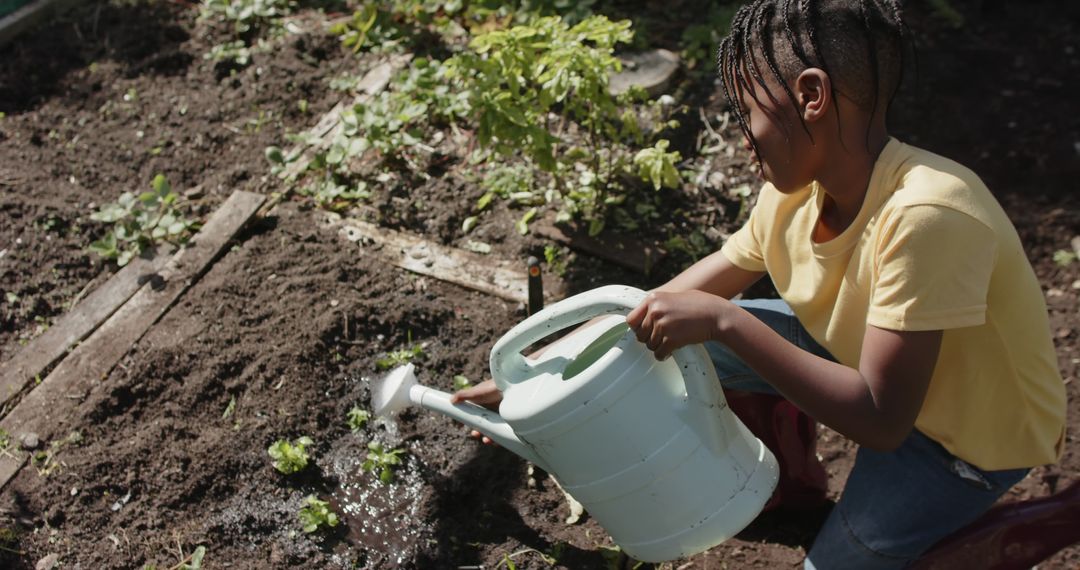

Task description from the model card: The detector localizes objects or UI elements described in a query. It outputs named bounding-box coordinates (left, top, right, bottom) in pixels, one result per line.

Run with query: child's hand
left=450, top=379, right=502, bottom=445
left=626, top=290, right=728, bottom=360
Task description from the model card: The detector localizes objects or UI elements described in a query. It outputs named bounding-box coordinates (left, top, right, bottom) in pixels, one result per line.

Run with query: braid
left=759, top=2, right=814, bottom=140
left=859, top=0, right=881, bottom=150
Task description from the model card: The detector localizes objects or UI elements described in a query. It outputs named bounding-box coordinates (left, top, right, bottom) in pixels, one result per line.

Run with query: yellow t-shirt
left=721, top=138, right=1066, bottom=470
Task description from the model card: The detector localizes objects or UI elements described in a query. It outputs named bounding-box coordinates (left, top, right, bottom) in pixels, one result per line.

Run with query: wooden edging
left=0, top=191, right=265, bottom=491
left=0, top=249, right=173, bottom=413
left=319, top=211, right=563, bottom=305
left=0, top=0, right=80, bottom=48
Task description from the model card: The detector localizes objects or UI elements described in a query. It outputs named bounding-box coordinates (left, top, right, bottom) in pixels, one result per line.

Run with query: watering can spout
left=409, top=385, right=550, bottom=470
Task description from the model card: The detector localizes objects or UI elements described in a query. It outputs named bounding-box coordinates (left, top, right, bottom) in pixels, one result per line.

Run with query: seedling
left=362, top=441, right=405, bottom=483
left=298, top=495, right=339, bottom=533
left=633, top=139, right=682, bottom=191
left=89, top=174, right=197, bottom=266
left=1053, top=249, right=1077, bottom=267
left=0, top=428, right=16, bottom=460
left=268, top=436, right=313, bottom=474
left=376, top=336, right=425, bottom=371
left=452, top=375, right=471, bottom=391
left=347, top=407, right=370, bottom=432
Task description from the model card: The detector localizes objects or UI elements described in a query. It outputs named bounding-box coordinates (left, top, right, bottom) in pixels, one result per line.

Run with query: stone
left=19, top=432, right=40, bottom=451
left=609, top=49, right=681, bottom=97
left=35, top=554, right=58, bottom=570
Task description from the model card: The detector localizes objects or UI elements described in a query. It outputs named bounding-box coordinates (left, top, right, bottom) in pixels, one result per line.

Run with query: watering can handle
left=490, top=285, right=724, bottom=408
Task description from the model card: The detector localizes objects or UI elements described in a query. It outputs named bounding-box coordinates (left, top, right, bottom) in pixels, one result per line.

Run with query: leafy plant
left=362, top=441, right=405, bottom=483
left=347, top=406, right=371, bottom=432
left=298, top=495, right=340, bottom=533
left=199, top=0, right=294, bottom=34
left=452, top=375, right=471, bottom=391
left=268, top=436, right=313, bottom=474
left=376, top=339, right=425, bottom=370
left=89, top=174, right=197, bottom=266
left=544, top=244, right=567, bottom=276
left=680, top=4, right=739, bottom=72
left=633, top=139, right=682, bottom=190
left=1053, top=249, right=1077, bottom=267
left=177, top=545, right=206, bottom=570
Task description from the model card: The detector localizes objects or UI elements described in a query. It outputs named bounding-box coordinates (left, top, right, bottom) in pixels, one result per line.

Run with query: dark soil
left=0, top=1, right=1077, bottom=569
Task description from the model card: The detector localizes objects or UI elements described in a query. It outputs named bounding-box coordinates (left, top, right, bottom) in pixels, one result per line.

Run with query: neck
left=815, top=122, right=889, bottom=229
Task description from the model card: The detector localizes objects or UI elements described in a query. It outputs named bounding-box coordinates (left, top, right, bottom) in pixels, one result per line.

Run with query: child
left=454, top=1, right=1067, bottom=567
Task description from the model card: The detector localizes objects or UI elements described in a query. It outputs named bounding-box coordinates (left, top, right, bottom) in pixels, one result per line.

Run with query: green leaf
left=151, top=173, right=170, bottom=196
left=462, top=216, right=479, bottom=234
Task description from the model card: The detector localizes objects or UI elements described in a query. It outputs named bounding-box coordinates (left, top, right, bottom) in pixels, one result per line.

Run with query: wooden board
left=0, top=191, right=265, bottom=491
left=319, top=211, right=562, bottom=304
left=0, top=248, right=172, bottom=412
left=0, top=0, right=79, bottom=48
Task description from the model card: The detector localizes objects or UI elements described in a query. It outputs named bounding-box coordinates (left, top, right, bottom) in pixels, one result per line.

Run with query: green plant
left=268, top=436, right=313, bottom=474
left=376, top=338, right=425, bottom=370
left=452, top=375, right=471, bottom=391
left=1053, top=249, right=1077, bottom=267
left=633, top=139, right=682, bottom=190
left=347, top=407, right=370, bottom=432
left=199, top=0, right=294, bottom=34
left=177, top=545, right=206, bottom=570
left=362, top=441, right=405, bottom=483
left=543, top=244, right=567, bottom=276
left=298, top=495, right=340, bottom=533
left=89, top=174, right=197, bottom=266
left=928, top=0, right=964, bottom=28
left=680, top=4, right=739, bottom=72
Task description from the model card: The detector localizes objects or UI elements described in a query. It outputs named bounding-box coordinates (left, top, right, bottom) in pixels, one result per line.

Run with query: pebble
left=35, top=554, right=58, bottom=570
left=20, top=432, right=40, bottom=451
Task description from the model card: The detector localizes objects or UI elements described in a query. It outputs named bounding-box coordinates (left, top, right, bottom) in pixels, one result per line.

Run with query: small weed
left=222, top=396, right=236, bottom=419
left=543, top=244, right=568, bottom=277
left=298, top=495, right=339, bottom=533
left=1053, top=249, right=1077, bottom=267
left=452, top=375, right=471, bottom=391
left=362, top=441, right=405, bottom=483
left=89, top=174, right=197, bottom=266
left=347, top=407, right=370, bottom=432
left=268, top=436, right=313, bottom=474
left=633, top=139, right=682, bottom=190
left=30, top=431, right=82, bottom=477
left=376, top=338, right=425, bottom=371
left=176, top=545, right=206, bottom=570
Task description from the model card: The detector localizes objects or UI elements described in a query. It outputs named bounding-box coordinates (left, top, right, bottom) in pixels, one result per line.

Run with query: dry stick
left=0, top=191, right=266, bottom=492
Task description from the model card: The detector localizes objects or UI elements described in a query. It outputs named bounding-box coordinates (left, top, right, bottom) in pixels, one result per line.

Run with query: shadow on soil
left=0, top=1, right=191, bottom=113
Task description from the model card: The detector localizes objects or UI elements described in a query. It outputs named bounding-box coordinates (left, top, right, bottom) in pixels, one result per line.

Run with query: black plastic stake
left=527, top=256, right=543, bottom=315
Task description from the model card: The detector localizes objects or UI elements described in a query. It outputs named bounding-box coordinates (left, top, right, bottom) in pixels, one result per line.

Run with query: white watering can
left=374, top=285, right=779, bottom=562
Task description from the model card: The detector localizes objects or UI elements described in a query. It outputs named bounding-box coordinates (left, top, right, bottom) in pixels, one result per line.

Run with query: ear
left=794, top=68, right=831, bottom=123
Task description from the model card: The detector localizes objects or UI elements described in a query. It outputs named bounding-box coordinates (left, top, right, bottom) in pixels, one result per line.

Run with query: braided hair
left=717, top=0, right=913, bottom=156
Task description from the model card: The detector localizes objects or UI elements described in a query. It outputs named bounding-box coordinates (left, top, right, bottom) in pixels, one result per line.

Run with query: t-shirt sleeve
left=721, top=200, right=767, bottom=272
left=868, top=204, right=997, bottom=331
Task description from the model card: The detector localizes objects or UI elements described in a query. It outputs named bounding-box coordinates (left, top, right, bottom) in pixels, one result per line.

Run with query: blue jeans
left=705, top=299, right=1030, bottom=569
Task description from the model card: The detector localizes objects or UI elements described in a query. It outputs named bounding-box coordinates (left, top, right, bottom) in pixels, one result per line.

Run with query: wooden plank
left=279, top=57, right=407, bottom=181
left=0, top=191, right=265, bottom=491
left=0, top=0, right=80, bottom=48
left=532, top=218, right=666, bottom=275
left=319, top=212, right=562, bottom=304
left=0, top=248, right=173, bottom=411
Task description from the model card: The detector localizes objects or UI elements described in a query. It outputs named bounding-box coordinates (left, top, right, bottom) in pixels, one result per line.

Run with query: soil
left=0, top=1, right=1077, bottom=569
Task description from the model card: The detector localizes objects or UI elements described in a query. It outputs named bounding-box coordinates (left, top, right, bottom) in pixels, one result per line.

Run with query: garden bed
left=0, top=1, right=1077, bottom=568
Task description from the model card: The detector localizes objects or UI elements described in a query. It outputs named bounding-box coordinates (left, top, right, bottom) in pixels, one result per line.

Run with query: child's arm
left=627, top=291, right=942, bottom=452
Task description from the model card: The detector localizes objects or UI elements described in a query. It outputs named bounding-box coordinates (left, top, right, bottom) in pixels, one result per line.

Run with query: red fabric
left=724, top=389, right=829, bottom=511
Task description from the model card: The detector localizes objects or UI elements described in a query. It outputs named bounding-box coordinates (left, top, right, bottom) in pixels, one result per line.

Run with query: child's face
left=735, top=69, right=819, bottom=194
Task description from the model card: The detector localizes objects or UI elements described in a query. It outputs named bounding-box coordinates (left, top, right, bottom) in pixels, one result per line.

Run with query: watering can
left=376, top=285, right=779, bottom=562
